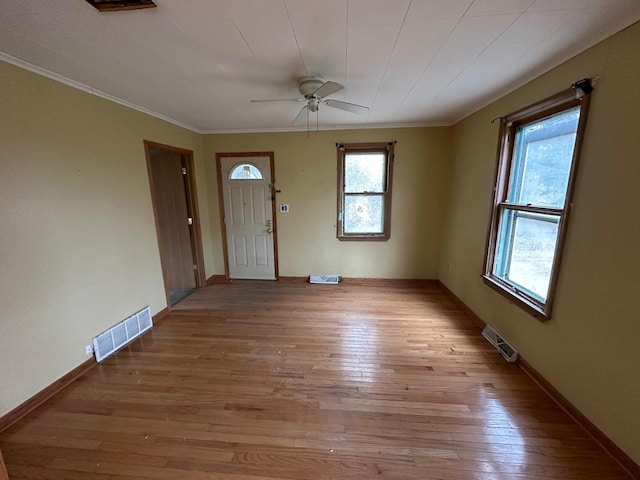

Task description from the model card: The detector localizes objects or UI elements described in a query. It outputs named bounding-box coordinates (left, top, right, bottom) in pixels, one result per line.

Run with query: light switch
left=280, top=204, right=289, bottom=213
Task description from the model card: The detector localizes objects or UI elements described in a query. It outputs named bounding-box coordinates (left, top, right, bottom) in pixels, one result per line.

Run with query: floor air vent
left=482, top=325, right=518, bottom=362
left=309, top=275, right=340, bottom=284
left=93, top=306, right=153, bottom=362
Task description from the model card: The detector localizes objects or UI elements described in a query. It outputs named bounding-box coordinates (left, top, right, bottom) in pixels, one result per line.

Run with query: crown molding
left=201, top=121, right=451, bottom=135
left=0, top=52, right=203, bottom=134
left=1, top=52, right=451, bottom=135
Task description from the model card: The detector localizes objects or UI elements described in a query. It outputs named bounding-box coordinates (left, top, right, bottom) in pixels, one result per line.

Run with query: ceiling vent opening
left=84, top=0, right=157, bottom=12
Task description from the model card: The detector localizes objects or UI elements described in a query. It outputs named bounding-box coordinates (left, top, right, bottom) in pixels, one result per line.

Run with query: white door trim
left=216, top=152, right=279, bottom=280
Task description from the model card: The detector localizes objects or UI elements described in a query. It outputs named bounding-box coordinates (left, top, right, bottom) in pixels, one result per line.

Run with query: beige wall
left=2, top=19, right=639, bottom=467
left=204, top=128, right=451, bottom=279
left=0, top=61, right=212, bottom=416
left=439, top=22, right=640, bottom=463
left=0, top=61, right=452, bottom=418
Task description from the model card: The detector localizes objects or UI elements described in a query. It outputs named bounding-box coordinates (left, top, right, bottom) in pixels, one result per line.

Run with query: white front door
left=219, top=155, right=276, bottom=280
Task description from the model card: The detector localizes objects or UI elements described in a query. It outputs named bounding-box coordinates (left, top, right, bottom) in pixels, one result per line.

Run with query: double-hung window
left=483, top=80, right=592, bottom=319
left=337, top=142, right=395, bottom=240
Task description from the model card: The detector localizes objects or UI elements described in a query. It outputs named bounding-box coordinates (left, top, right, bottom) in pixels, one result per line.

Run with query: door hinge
left=193, top=264, right=198, bottom=270
left=182, top=167, right=187, bottom=175
left=187, top=217, right=193, bottom=225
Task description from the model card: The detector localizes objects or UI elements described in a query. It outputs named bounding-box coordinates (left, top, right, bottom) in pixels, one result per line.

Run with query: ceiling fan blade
left=293, top=105, right=309, bottom=125
left=250, top=98, right=303, bottom=103
left=313, top=81, right=343, bottom=99
left=324, top=99, right=369, bottom=114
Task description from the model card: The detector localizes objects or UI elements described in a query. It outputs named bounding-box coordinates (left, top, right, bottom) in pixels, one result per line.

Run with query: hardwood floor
left=0, top=281, right=630, bottom=479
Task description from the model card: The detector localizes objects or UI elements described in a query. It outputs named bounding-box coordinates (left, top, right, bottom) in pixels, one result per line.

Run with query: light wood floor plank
left=0, top=282, right=630, bottom=479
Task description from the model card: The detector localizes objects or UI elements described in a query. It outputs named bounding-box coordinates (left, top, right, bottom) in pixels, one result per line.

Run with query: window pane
left=495, top=209, right=560, bottom=301
left=345, top=153, right=385, bottom=193
left=230, top=164, right=263, bottom=180
left=344, top=195, right=384, bottom=233
left=509, top=107, right=580, bottom=208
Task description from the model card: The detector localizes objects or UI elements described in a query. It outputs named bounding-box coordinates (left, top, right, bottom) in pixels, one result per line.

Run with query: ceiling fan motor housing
left=299, top=76, right=326, bottom=98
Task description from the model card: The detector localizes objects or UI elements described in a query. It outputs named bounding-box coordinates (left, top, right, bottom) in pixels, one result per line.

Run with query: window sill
left=338, top=234, right=389, bottom=241
left=481, top=274, right=551, bottom=321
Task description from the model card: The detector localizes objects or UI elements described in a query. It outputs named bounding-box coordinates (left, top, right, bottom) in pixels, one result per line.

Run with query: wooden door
left=218, top=154, right=277, bottom=280
left=146, top=142, right=204, bottom=305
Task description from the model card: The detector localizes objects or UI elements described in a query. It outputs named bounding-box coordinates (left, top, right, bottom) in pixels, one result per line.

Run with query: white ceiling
left=1, top=0, right=639, bottom=133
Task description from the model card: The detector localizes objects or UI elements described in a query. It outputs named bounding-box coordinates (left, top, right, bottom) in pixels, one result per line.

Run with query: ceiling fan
left=250, top=76, right=369, bottom=125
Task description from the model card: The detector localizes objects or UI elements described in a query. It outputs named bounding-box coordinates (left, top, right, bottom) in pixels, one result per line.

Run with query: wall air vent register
left=92, top=306, right=153, bottom=362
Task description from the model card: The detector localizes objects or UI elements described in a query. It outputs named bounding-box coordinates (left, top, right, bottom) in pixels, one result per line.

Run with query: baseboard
left=209, top=275, right=440, bottom=287
left=0, top=308, right=170, bottom=435
left=151, top=306, right=170, bottom=325
left=437, top=281, right=487, bottom=330
left=518, top=357, right=640, bottom=479
left=0, top=357, right=96, bottom=433
left=206, top=274, right=228, bottom=285
left=279, top=276, right=439, bottom=287
left=341, top=277, right=439, bottom=287
left=437, top=281, right=639, bottom=479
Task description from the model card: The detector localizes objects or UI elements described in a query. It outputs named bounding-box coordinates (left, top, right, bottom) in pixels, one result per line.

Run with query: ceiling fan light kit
left=251, top=76, right=370, bottom=125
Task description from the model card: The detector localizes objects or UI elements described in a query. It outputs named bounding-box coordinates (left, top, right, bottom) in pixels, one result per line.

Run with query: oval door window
left=229, top=163, right=263, bottom=180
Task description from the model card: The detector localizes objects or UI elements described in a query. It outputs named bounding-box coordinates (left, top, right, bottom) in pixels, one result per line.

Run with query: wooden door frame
left=216, top=152, right=279, bottom=281
left=0, top=447, right=8, bottom=480
left=144, top=140, right=206, bottom=306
